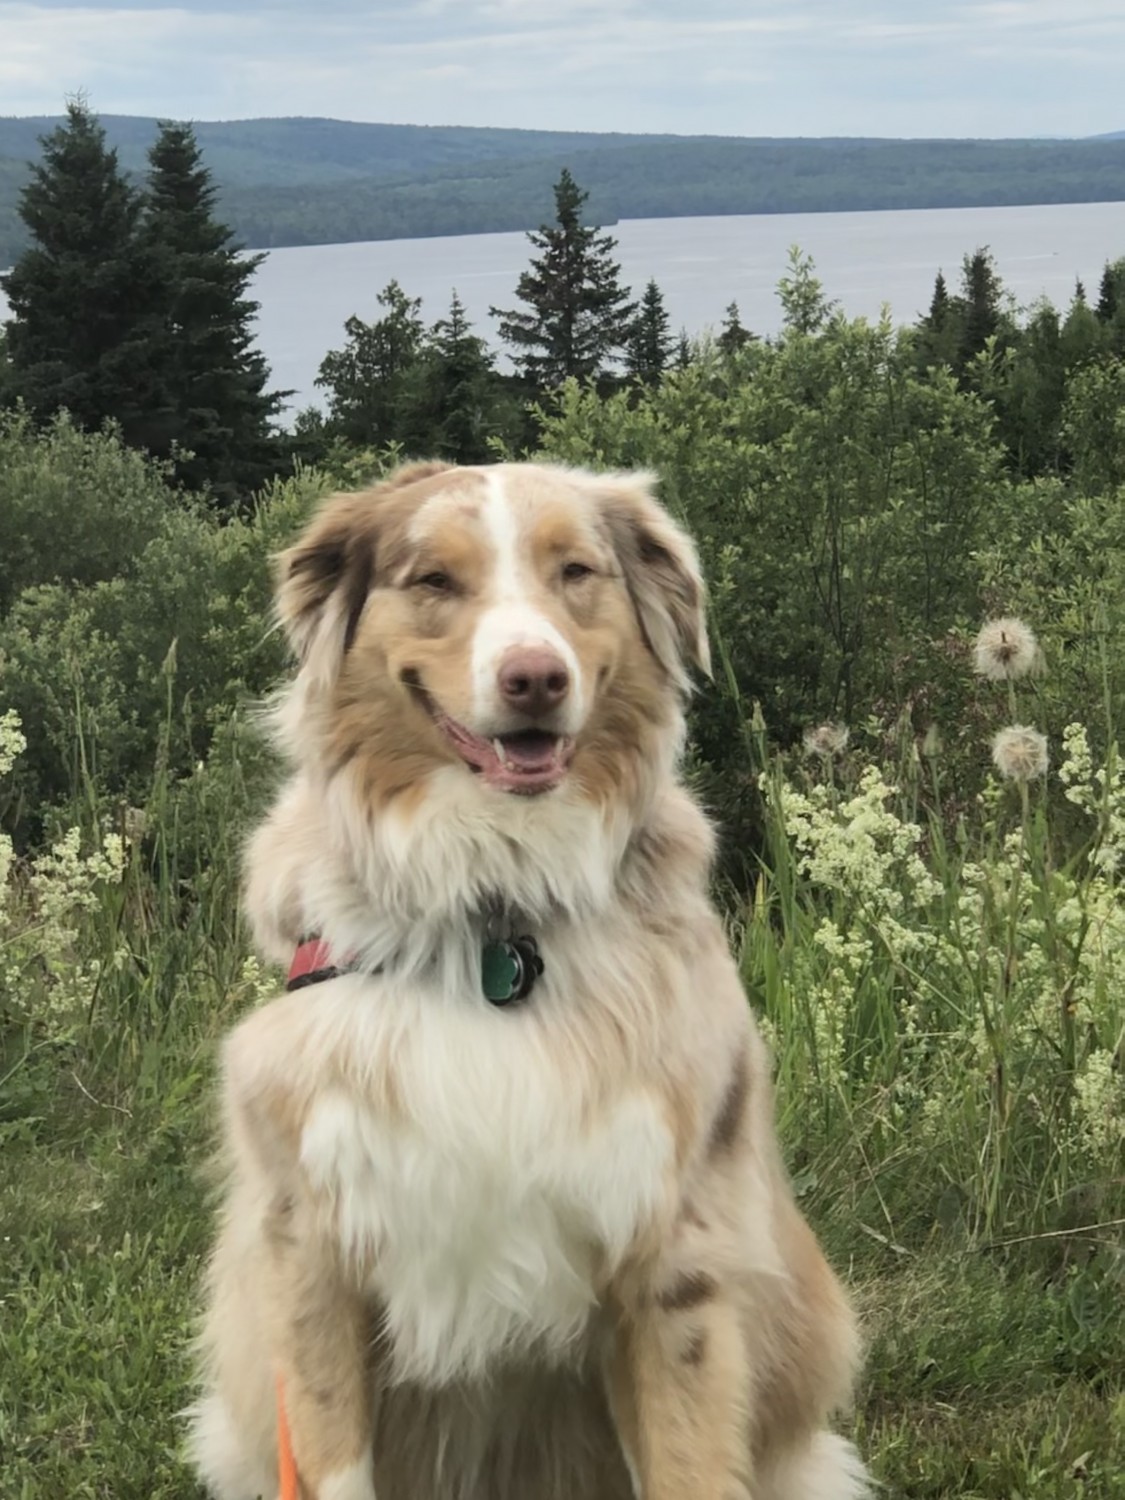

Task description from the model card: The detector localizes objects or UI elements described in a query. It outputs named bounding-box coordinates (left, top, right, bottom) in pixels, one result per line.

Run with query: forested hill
left=2, top=115, right=1125, bottom=262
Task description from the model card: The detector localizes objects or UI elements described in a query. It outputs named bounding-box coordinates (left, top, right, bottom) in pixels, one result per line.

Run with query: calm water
left=253, top=201, right=1125, bottom=411
left=3, top=201, right=1124, bottom=414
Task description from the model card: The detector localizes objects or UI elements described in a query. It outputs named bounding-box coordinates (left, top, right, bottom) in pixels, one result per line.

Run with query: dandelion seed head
left=973, top=618, right=1038, bottom=681
left=991, top=725, right=1049, bottom=782
left=802, top=722, right=850, bottom=758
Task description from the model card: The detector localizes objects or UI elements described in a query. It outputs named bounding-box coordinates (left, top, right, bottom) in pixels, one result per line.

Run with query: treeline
left=2, top=105, right=1125, bottom=879
left=4, top=113, right=1125, bottom=264
left=216, top=136, right=1125, bottom=254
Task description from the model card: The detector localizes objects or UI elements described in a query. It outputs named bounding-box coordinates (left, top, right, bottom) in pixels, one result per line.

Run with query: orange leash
left=276, top=1372, right=300, bottom=1500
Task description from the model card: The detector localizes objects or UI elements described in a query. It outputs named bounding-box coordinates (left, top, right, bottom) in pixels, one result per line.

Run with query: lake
left=252, top=201, right=1125, bottom=411
left=3, top=200, right=1124, bottom=414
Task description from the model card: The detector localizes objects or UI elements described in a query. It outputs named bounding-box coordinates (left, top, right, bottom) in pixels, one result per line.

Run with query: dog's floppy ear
left=276, top=461, right=452, bottom=672
left=599, top=471, right=711, bottom=691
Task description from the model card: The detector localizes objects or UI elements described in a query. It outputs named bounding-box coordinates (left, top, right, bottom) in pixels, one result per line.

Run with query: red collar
left=285, top=931, right=544, bottom=1006
left=286, top=937, right=350, bottom=991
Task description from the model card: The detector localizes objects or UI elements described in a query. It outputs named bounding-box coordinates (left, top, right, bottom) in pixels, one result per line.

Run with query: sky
left=1, top=0, right=1123, bottom=139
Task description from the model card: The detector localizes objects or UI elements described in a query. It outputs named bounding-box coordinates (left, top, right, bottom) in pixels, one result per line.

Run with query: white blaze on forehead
left=471, top=470, right=583, bottom=726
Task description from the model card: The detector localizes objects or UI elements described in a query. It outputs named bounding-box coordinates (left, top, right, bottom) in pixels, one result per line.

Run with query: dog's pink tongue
left=436, top=713, right=572, bottom=792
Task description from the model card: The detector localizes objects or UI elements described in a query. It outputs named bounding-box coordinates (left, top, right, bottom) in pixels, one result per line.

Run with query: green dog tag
left=482, top=940, right=522, bottom=1004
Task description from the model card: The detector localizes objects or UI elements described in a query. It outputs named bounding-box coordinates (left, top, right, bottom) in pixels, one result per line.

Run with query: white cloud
left=0, top=1, right=1120, bottom=137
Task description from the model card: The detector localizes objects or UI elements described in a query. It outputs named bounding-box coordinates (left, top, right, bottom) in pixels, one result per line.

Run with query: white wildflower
left=802, top=722, right=850, bottom=758
left=991, top=725, right=1048, bottom=783
left=1073, top=1050, right=1125, bottom=1155
left=0, top=710, right=25, bottom=778
left=972, top=618, right=1039, bottom=681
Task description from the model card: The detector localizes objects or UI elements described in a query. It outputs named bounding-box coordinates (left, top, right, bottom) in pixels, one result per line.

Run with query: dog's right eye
left=415, top=571, right=454, bottom=594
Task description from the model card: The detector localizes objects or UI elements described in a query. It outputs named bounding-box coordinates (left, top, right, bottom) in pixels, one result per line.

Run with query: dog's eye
left=562, top=561, right=595, bottom=583
left=415, top=571, right=454, bottom=594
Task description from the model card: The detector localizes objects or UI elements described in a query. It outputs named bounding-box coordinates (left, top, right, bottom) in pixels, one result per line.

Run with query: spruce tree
left=144, top=120, right=283, bottom=501
left=1095, top=258, right=1125, bottom=327
left=928, top=271, right=950, bottom=327
left=1, top=101, right=165, bottom=447
left=491, top=168, right=636, bottom=390
left=626, top=279, right=673, bottom=385
left=316, top=280, right=427, bottom=448
left=915, top=269, right=964, bottom=370
left=957, top=247, right=1005, bottom=372
left=716, top=301, right=754, bottom=357
left=420, top=291, right=508, bottom=463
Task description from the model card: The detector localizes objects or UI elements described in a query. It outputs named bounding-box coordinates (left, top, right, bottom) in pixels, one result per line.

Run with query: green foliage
left=535, top=301, right=1004, bottom=862
left=315, top=283, right=525, bottom=462
left=416, top=291, right=519, bottom=463
left=315, top=280, right=428, bottom=449
left=1, top=108, right=285, bottom=507
left=1, top=102, right=167, bottom=450
left=716, top=301, right=755, bottom=357
left=143, top=120, right=285, bottom=504
left=0, top=411, right=180, bottom=615
left=492, top=168, right=637, bottom=390
left=0, top=415, right=328, bottom=837
left=1095, top=256, right=1125, bottom=347
left=1064, top=360, right=1125, bottom=494
left=626, top=279, right=674, bottom=386
left=747, top=721, right=1125, bottom=1243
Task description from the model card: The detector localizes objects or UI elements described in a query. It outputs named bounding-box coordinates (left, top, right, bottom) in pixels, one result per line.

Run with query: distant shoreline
left=3, top=115, right=1125, bottom=266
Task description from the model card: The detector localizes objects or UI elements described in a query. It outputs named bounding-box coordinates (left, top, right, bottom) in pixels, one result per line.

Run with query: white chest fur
left=297, top=980, right=673, bottom=1388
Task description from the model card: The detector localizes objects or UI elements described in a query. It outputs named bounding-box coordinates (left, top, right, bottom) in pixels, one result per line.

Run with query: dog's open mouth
left=406, top=679, right=573, bottom=794
left=440, top=720, right=574, bottom=794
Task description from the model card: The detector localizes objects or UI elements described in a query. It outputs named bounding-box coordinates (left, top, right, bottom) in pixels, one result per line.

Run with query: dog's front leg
left=266, top=1198, right=377, bottom=1500
left=607, top=1273, right=753, bottom=1500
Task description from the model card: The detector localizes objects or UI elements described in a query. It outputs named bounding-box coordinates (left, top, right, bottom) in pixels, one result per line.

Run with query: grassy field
left=1, top=692, right=1123, bottom=1499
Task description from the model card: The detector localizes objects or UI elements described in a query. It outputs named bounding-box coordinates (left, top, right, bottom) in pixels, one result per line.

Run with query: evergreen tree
left=716, top=301, right=754, bottom=357
left=0, top=101, right=166, bottom=447
left=626, top=279, right=673, bottom=385
left=491, top=168, right=637, bottom=390
left=1094, top=259, right=1125, bottom=352
left=777, top=247, right=835, bottom=335
left=928, top=271, right=950, bottom=326
left=914, top=268, right=964, bottom=370
left=675, top=330, right=694, bottom=369
left=144, top=120, right=283, bottom=502
left=316, top=280, right=427, bottom=447
left=958, top=247, right=1004, bottom=368
left=1060, top=284, right=1105, bottom=370
left=0, top=328, right=13, bottom=410
left=993, top=300, right=1066, bottom=477
left=418, top=291, right=510, bottom=463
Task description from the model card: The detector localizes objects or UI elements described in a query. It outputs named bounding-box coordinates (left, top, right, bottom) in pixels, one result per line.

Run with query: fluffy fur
left=187, top=461, right=869, bottom=1500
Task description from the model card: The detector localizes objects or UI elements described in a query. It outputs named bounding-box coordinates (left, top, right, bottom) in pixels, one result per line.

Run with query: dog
left=187, top=460, right=869, bottom=1500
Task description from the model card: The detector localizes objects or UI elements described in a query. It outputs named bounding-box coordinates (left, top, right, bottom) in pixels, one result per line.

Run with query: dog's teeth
left=492, top=738, right=510, bottom=768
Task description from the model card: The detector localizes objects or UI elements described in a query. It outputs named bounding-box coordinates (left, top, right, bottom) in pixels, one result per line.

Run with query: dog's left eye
left=415, top=571, right=454, bottom=594
left=562, top=561, right=595, bottom=582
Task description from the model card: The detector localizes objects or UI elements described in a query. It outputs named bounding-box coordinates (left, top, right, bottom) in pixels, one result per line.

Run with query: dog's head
left=275, top=461, right=708, bottom=811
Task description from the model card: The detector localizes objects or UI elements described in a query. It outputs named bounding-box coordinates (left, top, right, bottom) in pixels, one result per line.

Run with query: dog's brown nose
left=498, top=647, right=570, bottom=715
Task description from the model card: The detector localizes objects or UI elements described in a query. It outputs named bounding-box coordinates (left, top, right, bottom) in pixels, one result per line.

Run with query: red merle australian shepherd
left=187, top=460, right=869, bottom=1500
